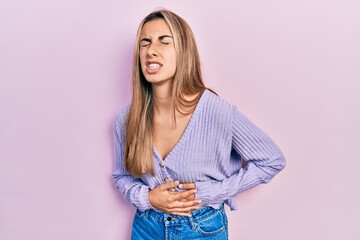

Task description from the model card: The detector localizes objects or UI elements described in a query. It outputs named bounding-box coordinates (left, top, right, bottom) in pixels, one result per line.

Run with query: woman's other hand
left=148, top=181, right=202, bottom=217
left=178, top=182, right=196, bottom=201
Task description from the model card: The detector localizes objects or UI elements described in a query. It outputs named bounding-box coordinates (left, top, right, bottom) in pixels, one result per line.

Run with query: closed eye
left=140, top=38, right=151, bottom=47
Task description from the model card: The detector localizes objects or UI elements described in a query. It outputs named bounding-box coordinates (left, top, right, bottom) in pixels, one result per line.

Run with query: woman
left=113, top=9, right=286, bottom=239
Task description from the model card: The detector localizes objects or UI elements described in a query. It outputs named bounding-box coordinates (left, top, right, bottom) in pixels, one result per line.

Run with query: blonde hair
left=124, top=9, right=211, bottom=177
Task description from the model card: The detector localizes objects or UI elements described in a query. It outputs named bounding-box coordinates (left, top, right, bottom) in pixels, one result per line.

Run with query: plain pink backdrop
left=1, top=0, right=359, bottom=239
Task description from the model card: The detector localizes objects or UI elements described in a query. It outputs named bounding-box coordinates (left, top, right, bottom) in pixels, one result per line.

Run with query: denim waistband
left=136, top=204, right=225, bottom=225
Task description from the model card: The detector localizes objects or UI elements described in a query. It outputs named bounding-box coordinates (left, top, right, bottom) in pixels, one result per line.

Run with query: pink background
left=1, top=0, right=359, bottom=239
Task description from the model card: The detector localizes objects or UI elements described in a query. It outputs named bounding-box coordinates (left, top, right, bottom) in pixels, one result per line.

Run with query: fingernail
left=197, top=200, right=202, bottom=203
left=193, top=190, right=197, bottom=193
left=178, top=184, right=183, bottom=189
left=174, top=180, right=180, bottom=185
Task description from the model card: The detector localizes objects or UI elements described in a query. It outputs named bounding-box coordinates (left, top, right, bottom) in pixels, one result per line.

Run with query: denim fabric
left=131, top=205, right=228, bottom=240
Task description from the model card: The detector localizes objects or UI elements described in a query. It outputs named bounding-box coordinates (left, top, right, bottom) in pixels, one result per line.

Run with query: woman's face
left=139, top=19, right=176, bottom=85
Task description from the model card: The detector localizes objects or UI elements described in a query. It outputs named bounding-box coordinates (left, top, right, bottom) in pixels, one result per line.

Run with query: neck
left=151, top=81, right=174, bottom=115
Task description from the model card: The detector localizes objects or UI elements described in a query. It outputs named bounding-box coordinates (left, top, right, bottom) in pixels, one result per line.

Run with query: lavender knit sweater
left=112, top=89, right=286, bottom=212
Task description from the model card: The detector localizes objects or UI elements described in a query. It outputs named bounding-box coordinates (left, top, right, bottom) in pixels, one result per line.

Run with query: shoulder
left=196, top=89, right=237, bottom=129
left=202, top=89, right=235, bottom=116
left=114, top=103, right=130, bottom=133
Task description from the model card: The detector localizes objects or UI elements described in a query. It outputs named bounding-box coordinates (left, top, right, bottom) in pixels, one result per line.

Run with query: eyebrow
left=140, top=35, right=173, bottom=42
left=158, top=35, right=173, bottom=40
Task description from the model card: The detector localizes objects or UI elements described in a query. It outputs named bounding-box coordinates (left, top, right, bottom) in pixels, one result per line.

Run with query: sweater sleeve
left=195, top=106, right=286, bottom=207
left=112, top=113, right=154, bottom=212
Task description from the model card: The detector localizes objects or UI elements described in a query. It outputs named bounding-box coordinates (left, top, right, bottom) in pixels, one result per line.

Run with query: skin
left=139, top=19, right=201, bottom=217
left=139, top=19, right=177, bottom=86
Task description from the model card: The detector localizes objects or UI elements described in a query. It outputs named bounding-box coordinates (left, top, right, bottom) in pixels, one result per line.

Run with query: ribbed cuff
left=194, top=181, right=216, bottom=207
left=137, top=185, right=156, bottom=212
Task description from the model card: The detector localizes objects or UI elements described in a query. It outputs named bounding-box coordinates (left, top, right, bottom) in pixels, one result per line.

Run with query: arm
left=195, top=106, right=286, bottom=206
left=112, top=114, right=202, bottom=214
left=112, top=117, right=154, bottom=212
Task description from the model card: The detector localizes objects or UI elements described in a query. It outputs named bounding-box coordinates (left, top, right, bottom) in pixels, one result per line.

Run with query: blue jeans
left=131, top=204, right=228, bottom=240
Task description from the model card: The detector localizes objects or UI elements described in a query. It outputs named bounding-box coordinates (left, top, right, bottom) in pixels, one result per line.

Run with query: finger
left=169, top=205, right=201, bottom=213
left=160, top=180, right=180, bottom=191
left=172, top=189, right=197, bottom=201
left=169, top=199, right=202, bottom=209
left=178, top=195, right=195, bottom=202
left=178, top=183, right=196, bottom=190
left=185, top=195, right=195, bottom=201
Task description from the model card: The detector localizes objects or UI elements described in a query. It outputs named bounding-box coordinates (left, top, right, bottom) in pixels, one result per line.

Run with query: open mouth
left=148, top=63, right=161, bottom=70
left=146, top=62, right=162, bottom=73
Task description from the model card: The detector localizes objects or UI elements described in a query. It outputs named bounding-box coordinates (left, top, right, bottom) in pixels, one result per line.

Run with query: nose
left=147, top=43, right=158, bottom=57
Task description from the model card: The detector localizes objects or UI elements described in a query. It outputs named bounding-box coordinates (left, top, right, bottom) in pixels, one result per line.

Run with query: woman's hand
left=148, top=181, right=202, bottom=217
left=178, top=182, right=197, bottom=201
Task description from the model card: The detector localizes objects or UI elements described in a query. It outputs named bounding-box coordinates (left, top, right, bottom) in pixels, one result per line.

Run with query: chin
left=145, top=76, right=160, bottom=83
left=145, top=75, right=173, bottom=84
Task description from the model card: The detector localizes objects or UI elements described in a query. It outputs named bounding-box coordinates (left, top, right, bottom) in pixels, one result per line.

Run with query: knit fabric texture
left=112, top=89, right=286, bottom=212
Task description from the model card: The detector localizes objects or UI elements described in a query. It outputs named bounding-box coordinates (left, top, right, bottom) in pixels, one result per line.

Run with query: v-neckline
left=153, top=89, right=209, bottom=162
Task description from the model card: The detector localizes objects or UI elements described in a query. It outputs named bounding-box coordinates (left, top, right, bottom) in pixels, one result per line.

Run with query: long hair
left=124, top=9, right=211, bottom=177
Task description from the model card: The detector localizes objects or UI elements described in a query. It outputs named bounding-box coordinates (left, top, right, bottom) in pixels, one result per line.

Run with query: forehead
left=140, top=19, right=172, bottom=37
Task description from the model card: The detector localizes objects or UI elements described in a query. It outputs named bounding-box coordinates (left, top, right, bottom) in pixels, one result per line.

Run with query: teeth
left=149, top=63, right=160, bottom=70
